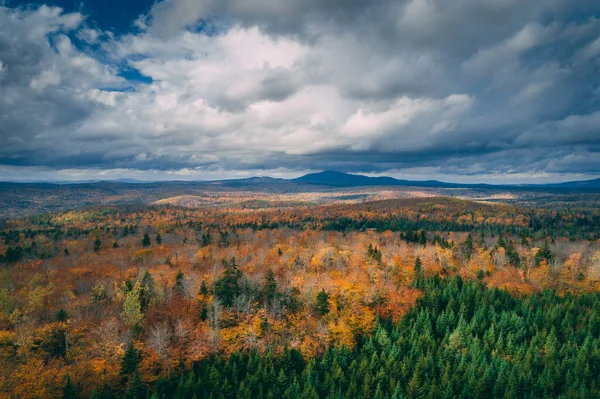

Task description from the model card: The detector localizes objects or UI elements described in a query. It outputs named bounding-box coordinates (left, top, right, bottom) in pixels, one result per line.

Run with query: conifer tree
left=125, top=371, right=146, bottom=399
left=316, top=289, right=330, bottom=316
left=141, top=233, right=151, bottom=247
left=94, top=237, right=102, bottom=252
left=262, top=269, right=277, bottom=304
left=62, top=376, right=79, bottom=399
left=214, top=257, right=242, bottom=306
left=121, top=341, right=142, bottom=376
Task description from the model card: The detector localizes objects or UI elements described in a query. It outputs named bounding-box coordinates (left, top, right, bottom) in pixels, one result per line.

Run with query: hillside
left=2, top=172, right=600, bottom=218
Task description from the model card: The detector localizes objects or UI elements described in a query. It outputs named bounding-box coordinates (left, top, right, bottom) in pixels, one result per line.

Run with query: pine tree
left=214, top=257, right=242, bottom=306
left=200, top=280, right=209, bottom=295
left=219, top=231, right=231, bottom=248
left=122, top=283, right=143, bottom=327
left=94, top=237, right=102, bottom=252
left=202, top=231, right=211, bottom=247
left=263, top=269, right=277, bottom=303
left=155, top=233, right=162, bottom=245
left=316, top=289, right=330, bottom=316
left=142, top=233, right=151, bottom=247
left=125, top=371, right=147, bottom=399
left=62, top=376, right=79, bottom=399
left=121, top=341, right=142, bottom=376
left=418, top=230, right=427, bottom=245
left=140, top=271, right=155, bottom=310
left=56, top=308, right=68, bottom=322
left=414, top=256, right=424, bottom=288
left=462, top=234, right=474, bottom=261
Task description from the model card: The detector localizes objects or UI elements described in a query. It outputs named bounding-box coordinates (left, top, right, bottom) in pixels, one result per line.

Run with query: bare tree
left=148, top=322, right=172, bottom=376
left=174, top=318, right=191, bottom=343
left=14, top=321, right=35, bottom=361
left=269, top=298, right=286, bottom=320
left=92, top=317, right=124, bottom=360
left=208, top=298, right=222, bottom=331
left=233, top=293, right=252, bottom=318
left=208, top=298, right=222, bottom=353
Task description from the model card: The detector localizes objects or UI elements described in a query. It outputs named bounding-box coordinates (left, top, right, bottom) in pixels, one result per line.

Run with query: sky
left=0, top=0, right=600, bottom=183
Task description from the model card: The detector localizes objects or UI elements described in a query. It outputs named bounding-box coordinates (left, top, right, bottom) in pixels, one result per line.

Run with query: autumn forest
left=1, top=196, right=600, bottom=398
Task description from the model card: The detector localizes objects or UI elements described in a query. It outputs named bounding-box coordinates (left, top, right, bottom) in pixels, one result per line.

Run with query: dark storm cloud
left=1, top=1, right=600, bottom=181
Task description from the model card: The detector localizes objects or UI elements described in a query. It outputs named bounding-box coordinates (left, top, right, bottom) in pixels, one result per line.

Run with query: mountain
left=293, top=171, right=600, bottom=190
left=293, top=171, right=458, bottom=188
left=1, top=171, right=599, bottom=218
left=3, top=171, right=599, bottom=190
left=542, top=178, right=600, bottom=189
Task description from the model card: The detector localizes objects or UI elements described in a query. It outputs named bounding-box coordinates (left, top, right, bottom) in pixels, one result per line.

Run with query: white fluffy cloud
left=0, top=0, right=599, bottom=181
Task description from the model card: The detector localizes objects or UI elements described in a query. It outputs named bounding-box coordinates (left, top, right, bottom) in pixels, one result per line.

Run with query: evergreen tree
left=214, top=257, right=242, bottom=306
left=125, top=371, right=146, bottom=399
left=200, top=280, right=209, bottom=295
left=219, top=231, right=230, bottom=248
left=201, top=231, right=211, bottom=247
left=414, top=256, right=424, bottom=285
left=316, top=289, right=330, bottom=316
left=121, top=341, right=142, bottom=376
left=62, top=376, right=79, bottom=399
left=141, top=233, right=151, bottom=248
left=140, top=271, right=155, bottom=310
left=418, top=230, right=427, bottom=245
left=262, top=269, right=278, bottom=304
left=94, top=237, right=102, bottom=252
left=535, top=240, right=553, bottom=265
left=56, top=308, right=68, bottom=322
left=461, top=233, right=474, bottom=261
left=4, top=245, right=23, bottom=262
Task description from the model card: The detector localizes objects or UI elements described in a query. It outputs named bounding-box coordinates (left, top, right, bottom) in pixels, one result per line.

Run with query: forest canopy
left=0, top=197, right=599, bottom=398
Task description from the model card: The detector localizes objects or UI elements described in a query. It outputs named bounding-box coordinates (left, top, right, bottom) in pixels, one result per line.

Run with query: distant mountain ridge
left=1, top=171, right=599, bottom=190
left=293, top=170, right=457, bottom=187
left=1, top=170, right=599, bottom=218
left=293, top=171, right=600, bottom=189
left=545, top=178, right=600, bottom=189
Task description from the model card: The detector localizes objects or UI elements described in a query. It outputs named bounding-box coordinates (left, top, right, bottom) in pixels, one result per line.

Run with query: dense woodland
left=0, top=197, right=599, bottom=398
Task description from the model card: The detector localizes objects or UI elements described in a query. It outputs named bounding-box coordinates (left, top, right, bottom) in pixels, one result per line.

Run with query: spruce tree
left=414, top=256, right=424, bottom=287
left=125, top=371, right=146, bottom=399
left=142, top=233, right=151, bottom=247
left=214, top=257, right=242, bottom=306
left=263, top=269, right=277, bottom=304
left=316, top=289, right=330, bottom=316
left=94, top=237, right=102, bottom=252
left=62, top=376, right=79, bottom=399
left=121, top=341, right=142, bottom=376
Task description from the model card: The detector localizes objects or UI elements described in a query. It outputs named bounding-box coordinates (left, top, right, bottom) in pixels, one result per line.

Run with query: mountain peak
left=294, top=170, right=402, bottom=187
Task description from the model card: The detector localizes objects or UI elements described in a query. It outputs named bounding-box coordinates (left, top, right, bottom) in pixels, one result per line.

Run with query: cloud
left=0, top=5, right=126, bottom=167
left=0, top=1, right=599, bottom=182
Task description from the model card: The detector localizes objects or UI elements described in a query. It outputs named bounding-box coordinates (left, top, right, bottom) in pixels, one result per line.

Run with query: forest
left=0, top=197, right=599, bottom=398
